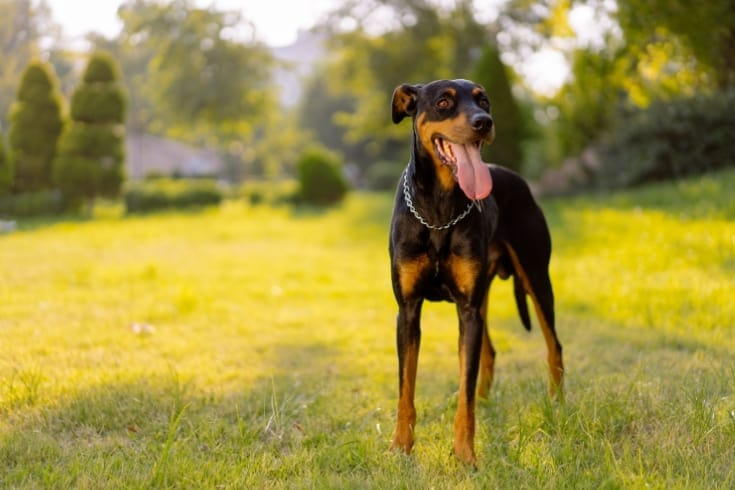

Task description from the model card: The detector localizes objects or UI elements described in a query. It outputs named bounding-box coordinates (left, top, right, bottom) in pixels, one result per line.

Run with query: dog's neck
left=405, top=134, right=474, bottom=226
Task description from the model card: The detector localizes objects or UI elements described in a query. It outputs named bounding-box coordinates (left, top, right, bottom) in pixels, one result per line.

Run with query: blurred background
left=1, top=0, right=734, bottom=214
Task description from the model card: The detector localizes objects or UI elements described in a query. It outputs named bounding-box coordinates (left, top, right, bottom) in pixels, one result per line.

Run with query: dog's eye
left=478, top=97, right=490, bottom=111
left=436, top=97, right=453, bottom=110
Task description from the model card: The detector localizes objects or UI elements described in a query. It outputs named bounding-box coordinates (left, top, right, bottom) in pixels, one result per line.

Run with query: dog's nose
left=471, top=113, right=493, bottom=133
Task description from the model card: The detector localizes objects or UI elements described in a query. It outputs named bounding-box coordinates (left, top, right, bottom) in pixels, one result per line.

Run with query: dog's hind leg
left=505, top=244, right=564, bottom=395
left=528, top=269, right=564, bottom=395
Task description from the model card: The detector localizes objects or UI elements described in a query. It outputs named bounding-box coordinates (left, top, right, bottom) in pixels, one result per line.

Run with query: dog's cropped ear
left=392, top=84, right=421, bottom=124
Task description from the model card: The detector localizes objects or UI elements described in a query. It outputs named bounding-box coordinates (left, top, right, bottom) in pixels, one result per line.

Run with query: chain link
left=402, top=168, right=475, bottom=230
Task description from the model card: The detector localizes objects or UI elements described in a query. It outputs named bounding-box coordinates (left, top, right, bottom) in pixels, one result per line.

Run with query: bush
left=53, top=153, right=98, bottom=209
left=595, top=90, right=735, bottom=188
left=124, top=179, right=223, bottom=214
left=0, top=190, right=64, bottom=218
left=82, top=52, right=120, bottom=84
left=8, top=62, right=64, bottom=193
left=55, top=51, right=126, bottom=208
left=237, top=180, right=299, bottom=206
left=70, top=86, right=126, bottom=124
left=296, top=146, right=348, bottom=205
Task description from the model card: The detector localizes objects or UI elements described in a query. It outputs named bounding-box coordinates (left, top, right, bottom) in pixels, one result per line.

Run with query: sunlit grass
left=1, top=170, right=734, bottom=487
left=547, top=171, right=735, bottom=347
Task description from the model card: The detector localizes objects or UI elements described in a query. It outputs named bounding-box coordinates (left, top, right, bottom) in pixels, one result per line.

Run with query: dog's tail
left=513, top=273, right=532, bottom=331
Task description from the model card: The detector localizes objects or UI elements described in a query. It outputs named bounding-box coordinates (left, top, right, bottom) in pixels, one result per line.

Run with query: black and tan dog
left=388, top=79, right=564, bottom=465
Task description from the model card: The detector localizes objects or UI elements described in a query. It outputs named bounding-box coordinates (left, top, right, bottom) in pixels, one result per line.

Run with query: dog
left=388, top=79, right=564, bottom=465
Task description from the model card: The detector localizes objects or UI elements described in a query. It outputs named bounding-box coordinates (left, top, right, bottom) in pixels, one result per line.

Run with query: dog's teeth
left=444, top=140, right=454, bottom=161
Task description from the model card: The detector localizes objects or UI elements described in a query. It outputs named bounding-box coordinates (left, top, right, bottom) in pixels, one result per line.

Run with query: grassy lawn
left=1, top=169, right=734, bottom=488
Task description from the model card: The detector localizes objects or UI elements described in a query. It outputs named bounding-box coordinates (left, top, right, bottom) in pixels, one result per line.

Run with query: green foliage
left=298, top=71, right=362, bottom=165
left=16, top=64, right=54, bottom=99
left=595, top=90, right=735, bottom=188
left=54, top=52, right=127, bottom=208
left=113, top=0, right=275, bottom=133
left=546, top=47, right=628, bottom=163
left=616, top=0, right=735, bottom=89
left=318, top=0, right=491, bottom=168
left=472, top=44, right=524, bottom=172
left=82, top=51, right=120, bottom=83
left=500, top=0, right=734, bottom=171
left=8, top=61, right=64, bottom=193
left=0, top=0, right=54, bottom=130
left=75, top=52, right=127, bottom=127
left=70, top=86, right=126, bottom=124
left=56, top=124, right=125, bottom=164
left=0, top=135, right=11, bottom=195
left=124, top=179, right=223, bottom=214
left=296, top=146, right=349, bottom=205
left=53, top=152, right=98, bottom=208
left=0, top=189, right=63, bottom=218
left=83, top=0, right=280, bottom=184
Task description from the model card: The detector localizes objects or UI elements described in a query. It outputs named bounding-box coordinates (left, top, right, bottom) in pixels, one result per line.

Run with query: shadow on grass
left=3, top=322, right=731, bottom=487
left=0, top=339, right=374, bottom=487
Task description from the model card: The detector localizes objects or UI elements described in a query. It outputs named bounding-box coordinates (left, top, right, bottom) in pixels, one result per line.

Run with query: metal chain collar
left=402, top=168, right=475, bottom=230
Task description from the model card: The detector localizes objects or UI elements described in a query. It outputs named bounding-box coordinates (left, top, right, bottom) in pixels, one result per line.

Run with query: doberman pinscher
left=388, top=79, right=564, bottom=465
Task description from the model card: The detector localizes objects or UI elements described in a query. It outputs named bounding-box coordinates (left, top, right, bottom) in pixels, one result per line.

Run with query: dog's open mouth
left=433, top=137, right=493, bottom=200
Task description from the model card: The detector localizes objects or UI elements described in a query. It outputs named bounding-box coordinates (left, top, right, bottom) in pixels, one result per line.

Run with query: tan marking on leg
left=390, top=342, right=419, bottom=454
left=505, top=244, right=564, bottom=394
left=533, top=301, right=564, bottom=395
left=397, top=255, right=429, bottom=298
left=454, top=342, right=477, bottom=465
left=449, top=253, right=484, bottom=457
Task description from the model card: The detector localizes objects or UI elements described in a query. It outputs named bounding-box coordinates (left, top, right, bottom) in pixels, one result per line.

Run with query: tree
left=298, top=70, right=365, bottom=165
left=616, top=0, right=735, bottom=90
left=527, top=0, right=735, bottom=168
left=84, top=0, right=280, bottom=183
left=472, top=44, right=525, bottom=172
left=314, top=0, right=493, bottom=170
left=8, top=61, right=64, bottom=193
left=54, top=52, right=127, bottom=209
left=0, top=1, right=64, bottom=128
left=0, top=134, right=11, bottom=195
left=112, top=0, right=276, bottom=141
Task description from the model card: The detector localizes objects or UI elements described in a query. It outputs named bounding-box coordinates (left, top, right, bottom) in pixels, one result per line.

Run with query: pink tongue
left=449, top=142, right=493, bottom=200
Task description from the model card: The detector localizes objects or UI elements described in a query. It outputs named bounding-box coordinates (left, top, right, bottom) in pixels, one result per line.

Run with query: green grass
left=1, top=169, right=734, bottom=488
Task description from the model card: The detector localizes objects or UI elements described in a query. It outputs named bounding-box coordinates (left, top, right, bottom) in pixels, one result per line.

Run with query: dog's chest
left=413, top=231, right=486, bottom=303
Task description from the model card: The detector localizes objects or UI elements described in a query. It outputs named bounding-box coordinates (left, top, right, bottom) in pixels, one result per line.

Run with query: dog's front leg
left=390, top=298, right=422, bottom=455
left=454, top=304, right=484, bottom=466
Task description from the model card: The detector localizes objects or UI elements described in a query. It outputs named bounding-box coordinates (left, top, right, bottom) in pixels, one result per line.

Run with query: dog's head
left=392, top=79, right=494, bottom=200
